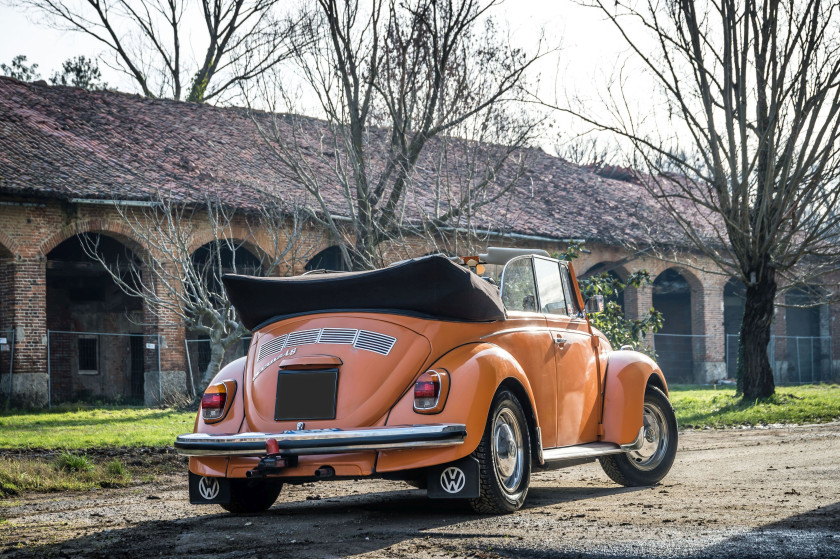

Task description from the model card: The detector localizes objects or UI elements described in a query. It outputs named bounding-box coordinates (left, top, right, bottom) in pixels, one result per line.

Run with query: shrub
left=54, top=452, right=94, bottom=473
left=105, top=458, right=129, bottom=478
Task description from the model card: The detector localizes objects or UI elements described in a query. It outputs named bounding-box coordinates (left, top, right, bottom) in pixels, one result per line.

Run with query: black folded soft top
left=222, top=255, right=507, bottom=330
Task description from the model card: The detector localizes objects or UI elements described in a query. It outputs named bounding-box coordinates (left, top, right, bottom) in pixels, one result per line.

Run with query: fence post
left=725, top=334, right=729, bottom=379
left=796, top=337, right=801, bottom=385
left=46, top=330, right=51, bottom=410
left=7, top=329, right=14, bottom=405
left=157, top=334, right=163, bottom=406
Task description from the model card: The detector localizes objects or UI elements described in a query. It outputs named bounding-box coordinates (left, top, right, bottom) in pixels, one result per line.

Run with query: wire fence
left=0, top=329, right=15, bottom=404
left=651, top=333, right=709, bottom=384
left=46, top=330, right=161, bottom=408
left=184, top=337, right=251, bottom=398
left=726, top=334, right=834, bottom=385
left=652, top=332, right=836, bottom=385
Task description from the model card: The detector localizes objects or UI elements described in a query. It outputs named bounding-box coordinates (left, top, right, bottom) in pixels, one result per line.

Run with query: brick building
left=1, top=77, right=837, bottom=407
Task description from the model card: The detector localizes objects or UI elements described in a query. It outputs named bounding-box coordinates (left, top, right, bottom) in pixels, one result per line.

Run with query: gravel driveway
left=2, top=423, right=839, bottom=558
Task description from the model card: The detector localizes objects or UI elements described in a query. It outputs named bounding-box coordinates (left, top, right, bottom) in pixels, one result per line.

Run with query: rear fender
left=601, top=351, right=668, bottom=446
left=189, top=355, right=248, bottom=477
left=377, top=343, right=539, bottom=472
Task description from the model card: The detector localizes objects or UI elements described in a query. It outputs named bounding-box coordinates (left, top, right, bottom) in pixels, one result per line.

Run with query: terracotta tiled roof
left=0, top=76, right=691, bottom=246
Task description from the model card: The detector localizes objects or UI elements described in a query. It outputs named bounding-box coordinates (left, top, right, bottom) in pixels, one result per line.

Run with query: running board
left=542, top=427, right=646, bottom=463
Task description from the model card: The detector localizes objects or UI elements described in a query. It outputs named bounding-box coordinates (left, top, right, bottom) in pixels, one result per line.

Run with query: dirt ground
left=1, top=423, right=839, bottom=559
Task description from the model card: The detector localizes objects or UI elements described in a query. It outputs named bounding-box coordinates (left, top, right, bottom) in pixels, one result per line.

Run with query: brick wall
left=11, top=257, right=48, bottom=375
left=1, top=196, right=838, bottom=405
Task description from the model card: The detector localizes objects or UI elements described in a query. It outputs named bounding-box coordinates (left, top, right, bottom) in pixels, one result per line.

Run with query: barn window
left=78, top=336, right=99, bottom=374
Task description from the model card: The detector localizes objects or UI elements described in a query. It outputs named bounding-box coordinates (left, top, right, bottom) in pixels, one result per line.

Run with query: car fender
left=377, top=342, right=540, bottom=472
left=190, top=355, right=248, bottom=477
left=601, top=350, right=668, bottom=446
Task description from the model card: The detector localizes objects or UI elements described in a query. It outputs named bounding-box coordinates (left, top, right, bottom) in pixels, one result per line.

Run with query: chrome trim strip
left=177, top=438, right=461, bottom=456
left=480, top=325, right=591, bottom=340
left=541, top=442, right=624, bottom=462
left=541, top=427, right=647, bottom=462
left=354, top=330, right=397, bottom=355
left=257, top=334, right=288, bottom=361
left=175, top=424, right=465, bottom=457
left=257, top=327, right=397, bottom=362
left=479, top=326, right=552, bottom=339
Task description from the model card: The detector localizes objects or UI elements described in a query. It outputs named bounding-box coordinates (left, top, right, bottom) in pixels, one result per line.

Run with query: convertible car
left=175, top=247, right=677, bottom=514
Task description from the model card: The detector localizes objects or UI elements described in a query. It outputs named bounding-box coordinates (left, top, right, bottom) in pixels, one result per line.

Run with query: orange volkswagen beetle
left=175, top=248, right=677, bottom=514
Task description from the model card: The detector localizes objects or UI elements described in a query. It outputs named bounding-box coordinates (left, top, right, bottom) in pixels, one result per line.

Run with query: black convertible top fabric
left=223, top=255, right=507, bottom=330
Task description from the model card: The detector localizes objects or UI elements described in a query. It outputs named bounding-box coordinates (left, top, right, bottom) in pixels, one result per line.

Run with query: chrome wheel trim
left=492, top=407, right=525, bottom=492
left=628, top=401, right=669, bottom=471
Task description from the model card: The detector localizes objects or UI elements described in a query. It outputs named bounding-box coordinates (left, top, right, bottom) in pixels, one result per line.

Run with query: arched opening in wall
left=723, top=278, right=747, bottom=377
left=653, top=268, right=693, bottom=383
left=582, top=262, right=625, bottom=312
left=187, top=241, right=261, bottom=379
left=305, top=245, right=352, bottom=272
left=46, top=234, right=145, bottom=403
left=784, top=287, right=827, bottom=383
left=0, top=243, right=14, bottom=395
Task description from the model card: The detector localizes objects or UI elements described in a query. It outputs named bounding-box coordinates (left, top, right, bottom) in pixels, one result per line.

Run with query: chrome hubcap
left=492, top=407, right=524, bottom=492
left=628, top=401, right=669, bottom=471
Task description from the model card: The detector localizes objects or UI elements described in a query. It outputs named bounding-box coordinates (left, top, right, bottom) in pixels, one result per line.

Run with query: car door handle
left=554, top=337, right=567, bottom=345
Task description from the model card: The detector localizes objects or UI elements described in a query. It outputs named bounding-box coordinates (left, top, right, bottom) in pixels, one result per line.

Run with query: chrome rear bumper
left=174, top=424, right=467, bottom=457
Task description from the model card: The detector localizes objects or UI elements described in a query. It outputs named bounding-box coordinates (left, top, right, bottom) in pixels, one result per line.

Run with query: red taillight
left=202, top=387, right=227, bottom=421
left=415, top=380, right=439, bottom=402
left=414, top=371, right=442, bottom=411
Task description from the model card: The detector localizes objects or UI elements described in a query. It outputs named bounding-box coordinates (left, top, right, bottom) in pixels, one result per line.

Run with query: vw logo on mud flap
left=440, top=467, right=466, bottom=494
left=198, top=477, right=220, bottom=501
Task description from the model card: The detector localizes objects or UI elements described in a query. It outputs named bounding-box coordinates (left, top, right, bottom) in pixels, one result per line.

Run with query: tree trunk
left=195, top=340, right=226, bottom=403
left=738, top=267, right=777, bottom=400
left=354, top=234, right=377, bottom=271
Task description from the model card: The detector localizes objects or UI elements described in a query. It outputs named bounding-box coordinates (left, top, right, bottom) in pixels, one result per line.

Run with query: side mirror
left=584, top=294, right=604, bottom=314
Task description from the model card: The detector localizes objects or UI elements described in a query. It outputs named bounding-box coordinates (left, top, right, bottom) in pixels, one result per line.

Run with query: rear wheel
left=469, top=389, right=531, bottom=514
left=221, top=479, right=283, bottom=513
left=599, top=386, right=677, bottom=486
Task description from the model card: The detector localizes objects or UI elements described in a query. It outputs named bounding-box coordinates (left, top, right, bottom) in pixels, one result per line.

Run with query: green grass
left=0, top=453, right=132, bottom=497
left=0, top=405, right=194, bottom=449
left=54, top=451, right=94, bottom=473
left=670, top=384, right=840, bottom=428
left=105, top=457, right=129, bottom=477
left=0, top=386, right=837, bottom=452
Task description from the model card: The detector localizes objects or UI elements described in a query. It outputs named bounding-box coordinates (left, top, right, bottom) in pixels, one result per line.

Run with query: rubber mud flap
left=189, top=472, right=231, bottom=505
left=426, top=456, right=480, bottom=499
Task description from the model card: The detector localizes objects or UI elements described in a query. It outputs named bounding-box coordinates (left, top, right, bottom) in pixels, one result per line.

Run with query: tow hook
left=245, top=438, right=298, bottom=478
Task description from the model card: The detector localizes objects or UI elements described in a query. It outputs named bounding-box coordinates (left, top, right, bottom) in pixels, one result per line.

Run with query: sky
left=0, top=0, right=646, bottom=151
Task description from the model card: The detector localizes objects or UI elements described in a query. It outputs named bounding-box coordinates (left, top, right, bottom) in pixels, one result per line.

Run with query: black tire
left=469, top=389, right=531, bottom=514
left=599, top=386, right=678, bottom=486
left=220, top=479, right=283, bottom=513
left=405, top=478, right=428, bottom=490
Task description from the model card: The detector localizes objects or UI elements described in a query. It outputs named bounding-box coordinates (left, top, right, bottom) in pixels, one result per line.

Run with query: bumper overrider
left=174, top=423, right=467, bottom=457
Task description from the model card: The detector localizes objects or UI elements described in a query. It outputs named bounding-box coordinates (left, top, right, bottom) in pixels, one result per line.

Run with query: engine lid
left=243, top=314, right=432, bottom=432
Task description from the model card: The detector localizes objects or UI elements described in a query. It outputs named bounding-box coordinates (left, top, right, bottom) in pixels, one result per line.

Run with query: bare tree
left=82, top=190, right=309, bottom=396
left=552, top=0, right=840, bottom=399
left=11, top=0, right=300, bottom=102
left=246, top=0, right=545, bottom=270
left=554, top=133, right=615, bottom=167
